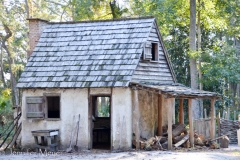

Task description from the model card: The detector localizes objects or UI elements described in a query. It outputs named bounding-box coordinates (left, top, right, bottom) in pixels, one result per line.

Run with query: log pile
left=133, top=123, right=224, bottom=151
left=220, top=119, right=240, bottom=144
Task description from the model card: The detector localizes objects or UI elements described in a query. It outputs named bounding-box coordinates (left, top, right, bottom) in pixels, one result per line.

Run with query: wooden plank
left=26, top=97, right=43, bottom=104
left=168, top=98, right=173, bottom=150
left=132, top=87, right=140, bottom=149
left=174, top=134, right=189, bottom=147
left=188, top=99, right=194, bottom=147
left=158, top=94, right=163, bottom=136
left=27, top=112, right=44, bottom=118
left=88, top=88, right=92, bottom=149
left=179, top=99, right=184, bottom=124
left=133, top=70, right=172, bottom=76
left=210, top=98, right=216, bottom=139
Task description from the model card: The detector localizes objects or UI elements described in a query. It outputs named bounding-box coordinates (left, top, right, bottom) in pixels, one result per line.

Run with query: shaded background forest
left=0, top=0, right=239, bottom=124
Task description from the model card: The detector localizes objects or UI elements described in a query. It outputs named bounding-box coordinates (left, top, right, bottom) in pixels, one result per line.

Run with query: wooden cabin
left=17, top=17, right=219, bottom=150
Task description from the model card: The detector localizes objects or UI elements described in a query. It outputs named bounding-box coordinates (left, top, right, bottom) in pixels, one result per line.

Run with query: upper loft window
left=143, top=42, right=159, bottom=61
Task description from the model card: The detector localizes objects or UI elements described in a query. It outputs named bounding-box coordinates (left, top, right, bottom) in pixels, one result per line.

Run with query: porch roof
left=130, top=82, right=221, bottom=99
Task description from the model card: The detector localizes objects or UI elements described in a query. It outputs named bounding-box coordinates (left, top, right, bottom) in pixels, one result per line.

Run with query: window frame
left=43, top=93, right=61, bottom=120
left=90, top=94, right=111, bottom=119
left=151, top=42, right=159, bottom=62
left=143, top=42, right=159, bottom=62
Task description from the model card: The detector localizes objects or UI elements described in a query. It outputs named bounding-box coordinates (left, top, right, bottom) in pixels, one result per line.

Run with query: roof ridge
left=48, top=16, right=155, bottom=24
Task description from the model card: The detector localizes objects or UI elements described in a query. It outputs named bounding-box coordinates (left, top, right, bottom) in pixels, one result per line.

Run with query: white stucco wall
left=21, top=88, right=89, bottom=150
left=21, top=87, right=133, bottom=150
left=111, top=88, right=132, bottom=150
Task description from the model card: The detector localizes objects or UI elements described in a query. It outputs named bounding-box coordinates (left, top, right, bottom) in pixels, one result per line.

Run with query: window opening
left=47, top=96, right=60, bottom=118
left=151, top=43, right=158, bottom=61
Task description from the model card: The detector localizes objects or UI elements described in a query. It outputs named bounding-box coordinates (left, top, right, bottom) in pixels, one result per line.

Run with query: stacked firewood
left=133, top=123, right=222, bottom=151
left=220, top=119, right=240, bottom=144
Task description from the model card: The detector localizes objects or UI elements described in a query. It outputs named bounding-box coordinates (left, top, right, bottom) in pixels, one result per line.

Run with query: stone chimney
left=27, top=18, right=49, bottom=59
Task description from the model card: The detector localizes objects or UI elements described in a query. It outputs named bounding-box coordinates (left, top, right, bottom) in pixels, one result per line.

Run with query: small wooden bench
left=31, top=129, right=59, bottom=152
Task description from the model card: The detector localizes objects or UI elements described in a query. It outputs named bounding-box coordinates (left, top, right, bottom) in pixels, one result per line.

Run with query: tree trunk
left=0, top=46, right=6, bottom=88
left=190, top=0, right=200, bottom=119
left=2, top=24, right=19, bottom=107
left=197, top=0, right=203, bottom=118
left=25, top=0, right=30, bottom=18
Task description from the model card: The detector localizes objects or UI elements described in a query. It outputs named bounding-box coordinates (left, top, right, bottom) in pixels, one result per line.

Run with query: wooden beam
left=158, top=94, right=163, bottom=136
left=168, top=98, right=173, bottom=150
left=132, top=87, right=140, bottom=149
left=210, top=98, right=216, bottom=139
left=188, top=99, right=194, bottom=147
left=179, top=99, right=184, bottom=124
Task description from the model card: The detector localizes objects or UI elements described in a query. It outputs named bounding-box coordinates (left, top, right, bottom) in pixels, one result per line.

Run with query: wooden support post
left=158, top=94, right=163, bottom=136
left=210, top=98, right=216, bottom=139
left=227, top=108, right=230, bottom=120
left=218, top=112, right=221, bottom=141
left=234, top=111, right=236, bottom=121
left=188, top=99, right=194, bottom=147
left=179, top=99, right=184, bottom=124
left=204, top=108, right=207, bottom=118
left=132, top=87, right=140, bottom=149
left=168, top=98, right=173, bottom=150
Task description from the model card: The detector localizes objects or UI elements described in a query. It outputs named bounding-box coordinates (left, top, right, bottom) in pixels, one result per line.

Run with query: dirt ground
left=0, top=144, right=240, bottom=160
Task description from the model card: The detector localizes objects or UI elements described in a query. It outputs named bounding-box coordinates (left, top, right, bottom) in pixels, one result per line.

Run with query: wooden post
left=132, top=86, right=140, bottom=149
left=227, top=108, right=230, bottom=120
left=188, top=99, right=194, bottom=147
left=179, top=99, right=184, bottom=124
left=168, top=98, right=173, bottom=150
left=210, top=98, right=216, bottom=139
left=204, top=108, right=207, bottom=118
left=218, top=112, right=221, bottom=141
left=234, top=111, right=236, bottom=121
left=158, top=94, right=163, bottom=136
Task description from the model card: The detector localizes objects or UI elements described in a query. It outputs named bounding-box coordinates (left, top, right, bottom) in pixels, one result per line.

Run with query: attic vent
left=143, top=42, right=159, bottom=61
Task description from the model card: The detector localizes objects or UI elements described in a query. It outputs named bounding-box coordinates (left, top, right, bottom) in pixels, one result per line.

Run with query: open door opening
left=91, top=96, right=111, bottom=150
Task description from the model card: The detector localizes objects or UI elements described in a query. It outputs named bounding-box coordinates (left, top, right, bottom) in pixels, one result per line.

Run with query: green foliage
left=0, top=88, right=11, bottom=110
left=202, top=45, right=239, bottom=85
left=98, top=104, right=110, bottom=117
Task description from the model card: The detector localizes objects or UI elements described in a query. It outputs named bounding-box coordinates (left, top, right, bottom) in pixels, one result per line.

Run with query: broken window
left=46, top=96, right=60, bottom=118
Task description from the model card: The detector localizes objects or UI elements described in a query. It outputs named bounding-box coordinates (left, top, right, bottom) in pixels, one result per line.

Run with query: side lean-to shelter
left=17, top=17, right=219, bottom=150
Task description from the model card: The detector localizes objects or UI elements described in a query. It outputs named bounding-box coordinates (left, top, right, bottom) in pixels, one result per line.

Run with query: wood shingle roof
left=17, top=17, right=157, bottom=88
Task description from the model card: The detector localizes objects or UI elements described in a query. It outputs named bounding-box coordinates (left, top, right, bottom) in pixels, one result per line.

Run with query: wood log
left=162, top=141, right=168, bottom=149
left=174, top=134, right=189, bottom=147
left=172, top=124, right=187, bottom=137
left=159, top=136, right=167, bottom=144
left=173, top=134, right=186, bottom=144
left=155, top=136, right=163, bottom=150
left=194, top=137, right=204, bottom=146
left=146, top=137, right=156, bottom=145
left=183, top=140, right=190, bottom=148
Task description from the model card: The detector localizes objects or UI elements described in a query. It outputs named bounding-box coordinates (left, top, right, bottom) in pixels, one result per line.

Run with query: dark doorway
left=91, top=96, right=111, bottom=150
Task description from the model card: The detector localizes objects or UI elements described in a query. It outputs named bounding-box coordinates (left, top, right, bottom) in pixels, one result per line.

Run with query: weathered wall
left=162, top=97, right=175, bottom=125
left=21, top=87, right=132, bottom=150
left=138, top=90, right=158, bottom=139
left=138, top=90, right=175, bottom=139
left=21, top=88, right=89, bottom=150
left=111, top=88, right=132, bottom=150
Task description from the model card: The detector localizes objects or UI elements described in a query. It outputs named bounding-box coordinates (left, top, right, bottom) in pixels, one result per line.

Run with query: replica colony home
left=17, top=17, right=219, bottom=150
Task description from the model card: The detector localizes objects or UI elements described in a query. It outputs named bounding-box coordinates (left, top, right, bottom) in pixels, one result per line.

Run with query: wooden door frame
left=88, top=93, right=112, bottom=150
